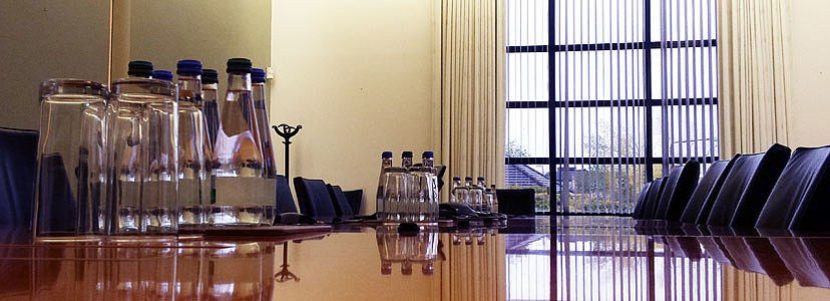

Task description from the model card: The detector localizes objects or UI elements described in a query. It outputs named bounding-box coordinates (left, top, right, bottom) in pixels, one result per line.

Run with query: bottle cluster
left=376, top=151, right=440, bottom=224
left=450, top=176, right=499, bottom=214
left=33, top=58, right=277, bottom=239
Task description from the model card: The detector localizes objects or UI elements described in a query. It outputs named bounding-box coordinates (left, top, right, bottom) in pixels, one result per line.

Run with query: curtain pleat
left=440, top=0, right=505, bottom=188
left=719, top=0, right=790, bottom=156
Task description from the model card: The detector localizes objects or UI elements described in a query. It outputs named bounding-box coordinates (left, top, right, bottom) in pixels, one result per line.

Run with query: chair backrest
left=343, top=189, right=363, bottom=214
left=327, top=184, right=354, bottom=218
left=0, top=128, right=38, bottom=227
left=275, top=175, right=298, bottom=214
left=755, top=147, right=830, bottom=231
left=495, top=189, right=536, bottom=216
left=655, top=161, right=700, bottom=221
left=784, top=147, right=830, bottom=233
left=293, top=177, right=337, bottom=222
left=640, top=177, right=666, bottom=219
left=631, top=182, right=653, bottom=218
left=679, top=159, right=736, bottom=224
left=707, top=144, right=791, bottom=227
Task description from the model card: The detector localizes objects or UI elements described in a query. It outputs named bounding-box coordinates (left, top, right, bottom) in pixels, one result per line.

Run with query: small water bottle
left=250, top=68, right=276, bottom=178
left=375, top=151, right=393, bottom=221
left=417, top=151, right=439, bottom=222
left=175, top=60, right=211, bottom=227
left=251, top=68, right=277, bottom=225
left=475, top=177, right=488, bottom=212
left=400, top=151, right=415, bottom=222
left=465, top=177, right=481, bottom=210
left=211, top=58, right=272, bottom=226
left=489, top=185, right=499, bottom=214
left=450, top=176, right=468, bottom=204
left=201, top=69, right=220, bottom=149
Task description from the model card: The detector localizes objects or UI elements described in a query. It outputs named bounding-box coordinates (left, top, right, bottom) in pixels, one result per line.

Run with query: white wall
left=0, top=0, right=110, bottom=130
left=787, top=0, right=830, bottom=147
left=271, top=0, right=437, bottom=214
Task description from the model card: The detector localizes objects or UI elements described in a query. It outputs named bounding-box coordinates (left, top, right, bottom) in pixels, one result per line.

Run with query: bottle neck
left=227, top=72, right=251, bottom=91
left=422, top=158, right=434, bottom=168
left=177, top=75, right=202, bottom=103
left=252, top=82, right=266, bottom=102
left=381, top=158, right=392, bottom=168
left=477, top=179, right=486, bottom=187
left=402, top=158, right=413, bottom=168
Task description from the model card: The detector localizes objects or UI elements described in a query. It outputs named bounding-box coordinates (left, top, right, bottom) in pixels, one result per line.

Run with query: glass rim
left=39, top=78, right=108, bottom=99
left=110, top=77, right=177, bottom=97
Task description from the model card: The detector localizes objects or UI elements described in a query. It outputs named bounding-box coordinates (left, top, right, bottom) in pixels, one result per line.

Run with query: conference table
left=1, top=217, right=830, bottom=300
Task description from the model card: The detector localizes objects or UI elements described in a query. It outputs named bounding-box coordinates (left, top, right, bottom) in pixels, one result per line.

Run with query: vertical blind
left=505, top=0, right=719, bottom=214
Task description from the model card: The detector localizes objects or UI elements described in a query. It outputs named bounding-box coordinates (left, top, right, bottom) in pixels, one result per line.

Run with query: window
left=505, top=0, right=719, bottom=214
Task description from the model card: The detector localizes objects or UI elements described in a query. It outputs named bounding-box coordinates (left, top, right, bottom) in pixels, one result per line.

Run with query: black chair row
left=280, top=175, right=362, bottom=224
left=633, top=143, right=830, bottom=234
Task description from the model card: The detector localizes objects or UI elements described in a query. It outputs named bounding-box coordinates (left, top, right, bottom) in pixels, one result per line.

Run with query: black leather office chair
left=495, top=189, right=536, bottom=216
left=276, top=175, right=298, bottom=214
left=639, top=177, right=666, bottom=220
left=706, top=144, right=791, bottom=228
left=0, top=128, right=38, bottom=228
left=326, top=184, right=354, bottom=219
left=756, top=146, right=830, bottom=233
left=654, top=161, right=700, bottom=221
left=786, top=147, right=830, bottom=234
left=631, top=182, right=652, bottom=219
left=343, top=189, right=363, bottom=214
left=679, top=159, right=736, bottom=224
left=293, top=177, right=337, bottom=223
left=274, top=175, right=315, bottom=224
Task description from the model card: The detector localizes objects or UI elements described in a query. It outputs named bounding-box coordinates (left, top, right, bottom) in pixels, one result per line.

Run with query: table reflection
left=554, top=216, right=830, bottom=301
left=0, top=240, right=276, bottom=300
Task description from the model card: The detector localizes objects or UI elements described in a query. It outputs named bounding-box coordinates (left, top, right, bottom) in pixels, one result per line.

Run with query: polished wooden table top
left=1, top=217, right=830, bottom=300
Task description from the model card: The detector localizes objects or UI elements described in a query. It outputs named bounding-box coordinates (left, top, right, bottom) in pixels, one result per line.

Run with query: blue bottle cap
left=422, top=151, right=434, bottom=158
left=382, top=151, right=393, bottom=159
left=226, top=58, right=252, bottom=73
left=151, top=70, right=173, bottom=81
left=128, top=60, right=153, bottom=78
left=464, top=176, right=473, bottom=181
left=176, top=59, right=203, bottom=76
left=477, top=176, right=485, bottom=181
left=202, top=69, right=219, bottom=84
left=251, top=68, right=267, bottom=83
left=402, top=151, right=413, bottom=158
left=452, top=176, right=461, bottom=181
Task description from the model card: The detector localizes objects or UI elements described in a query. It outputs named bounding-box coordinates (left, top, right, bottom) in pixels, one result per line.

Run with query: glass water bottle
left=450, top=177, right=468, bottom=204
left=412, top=151, right=439, bottom=222
left=176, top=59, right=211, bottom=227
left=211, top=58, right=272, bottom=226
left=201, top=69, right=220, bottom=149
left=375, top=151, right=393, bottom=221
left=33, top=79, right=108, bottom=241
left=251, top=68, right=276, bottom=178
left=106, top=77, right=178, bottom=235
left=251, top=68, right=277, bottom=225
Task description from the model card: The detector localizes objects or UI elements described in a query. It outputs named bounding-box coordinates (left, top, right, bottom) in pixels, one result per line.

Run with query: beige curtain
left=719, top=0, right=791, bottom=156
left=439, top=0, right=505, bottom=187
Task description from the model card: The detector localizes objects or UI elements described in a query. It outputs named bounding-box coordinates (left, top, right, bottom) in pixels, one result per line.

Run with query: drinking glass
left=412, top=166, right=439, bottom=223
left=33, top=79, right=108, bottom=241
left=106, top=78, right=178, bottom=236
left=380, top=167, right=412, bottom=223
